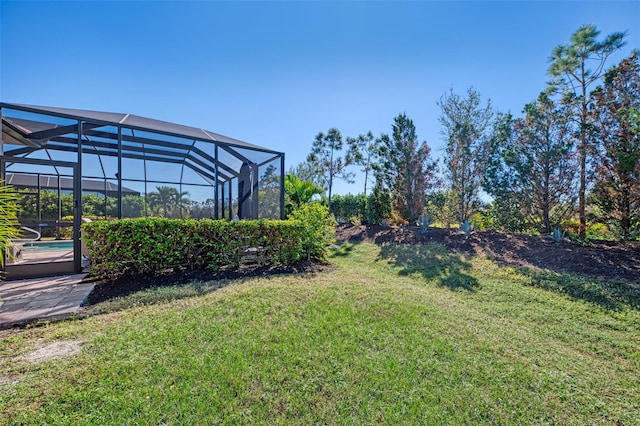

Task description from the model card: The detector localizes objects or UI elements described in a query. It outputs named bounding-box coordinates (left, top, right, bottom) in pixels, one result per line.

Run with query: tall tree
left=378, top=113, right=437, bottom=222
left=517, top=92, right=578, bottom=233
left=289, top=160, right=326, bottom=192
left=307, top=128, right=354, bottom=210
left=484, top=96, right=578, bottom=234
left=484, top=113, right=531, bottom=232
left=347, top=131, right=379, bottom=196
left=484, top=92, right=577, bottom=233
left=548, top=24, right=626, bottom=235
left=589, top=51, right=640, bottom=239
left=438, top=87, right=494, bottom=222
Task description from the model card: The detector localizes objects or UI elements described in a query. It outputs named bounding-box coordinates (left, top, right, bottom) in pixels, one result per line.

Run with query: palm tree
left=147, top=186, right=190, bottom=218
left=284, top=174, right=323, bottom=215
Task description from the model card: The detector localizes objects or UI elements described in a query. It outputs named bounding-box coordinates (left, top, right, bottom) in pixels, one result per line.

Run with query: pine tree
left=307, top=128, right=354, bottom=210
left=438, top=87, right=494, bottom=222
left=346, top=131, right=379, bottom=196
left=590, top=51, right=640, bottom=239
left=378, top=114, right=437, bottom=223
left=548, top=24, right=626, bottom=235
left=516, top=92, right=578, bottom=233
left=484, top=95, right=578, bottom=234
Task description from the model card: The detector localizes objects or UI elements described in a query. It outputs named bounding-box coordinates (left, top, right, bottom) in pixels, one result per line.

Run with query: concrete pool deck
left=0, top=274, right=92, bottom=329
left=8, top=246, right=74, bottom=265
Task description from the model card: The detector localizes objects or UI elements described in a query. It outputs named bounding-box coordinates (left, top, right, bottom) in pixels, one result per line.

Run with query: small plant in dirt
left=460, top=219, right=473, bottom=239
left=549, top=227, right=566, bottom=243
left=417, top=213, right=432, bottom=234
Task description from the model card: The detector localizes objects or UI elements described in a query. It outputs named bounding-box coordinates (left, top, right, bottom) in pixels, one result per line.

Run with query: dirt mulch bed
left=335, top=224, right=640, bottom=283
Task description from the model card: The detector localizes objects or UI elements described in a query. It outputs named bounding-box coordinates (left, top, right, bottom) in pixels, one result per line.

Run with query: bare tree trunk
left=363, top=169, right=368, bottom=197
left=578, top=146, right=587, bottom=236
left=544, top=161, right=551, bottom=234
left=621, top=185, right=631, bottom=239
left=579, top=75, right=588, bottom=237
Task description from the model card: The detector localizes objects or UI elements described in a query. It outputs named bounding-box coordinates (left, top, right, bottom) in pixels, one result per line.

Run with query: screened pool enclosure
left=1, top=103, right=285, bottom=277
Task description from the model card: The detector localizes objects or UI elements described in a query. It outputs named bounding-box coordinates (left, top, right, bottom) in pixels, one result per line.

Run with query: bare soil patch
left=336, top=224, right=640, bottom=283
left=0, top=375, right=20, bottom=388
left=20, top=339, right=84, bottom=364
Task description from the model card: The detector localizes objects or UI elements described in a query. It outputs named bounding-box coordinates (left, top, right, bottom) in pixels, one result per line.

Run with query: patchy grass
left=0, top=242, right=639, bottom=425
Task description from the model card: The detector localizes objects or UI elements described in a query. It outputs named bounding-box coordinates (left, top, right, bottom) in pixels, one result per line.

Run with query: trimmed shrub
left=82, top=218, right=309, bottom=279
left=288, top=203, right=336, bottom=261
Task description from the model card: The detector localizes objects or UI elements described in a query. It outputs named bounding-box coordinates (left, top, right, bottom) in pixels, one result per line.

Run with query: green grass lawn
left=1, top=242, right=639, bottom=425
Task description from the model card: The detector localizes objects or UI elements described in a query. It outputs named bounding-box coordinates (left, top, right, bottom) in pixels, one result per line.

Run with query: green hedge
left=82, top=217, right=330, bottom=279
left=330, top=194, right=367, bottom=224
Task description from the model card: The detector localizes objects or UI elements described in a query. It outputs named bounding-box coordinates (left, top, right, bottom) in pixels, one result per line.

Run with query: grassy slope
left=1, top=242, right=639, bottom=425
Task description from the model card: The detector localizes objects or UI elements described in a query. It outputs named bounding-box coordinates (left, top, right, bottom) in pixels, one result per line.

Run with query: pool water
left=21, top=241, right=74, bottom=252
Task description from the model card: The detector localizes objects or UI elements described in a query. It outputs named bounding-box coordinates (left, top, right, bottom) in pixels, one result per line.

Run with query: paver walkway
left=0, top=274, right=93, bottom=329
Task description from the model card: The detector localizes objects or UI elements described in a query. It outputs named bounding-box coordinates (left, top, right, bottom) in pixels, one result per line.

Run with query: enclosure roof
left=0, top=102, right=280, bottom=155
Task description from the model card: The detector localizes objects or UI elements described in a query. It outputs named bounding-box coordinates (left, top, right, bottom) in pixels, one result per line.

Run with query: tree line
left=291, top=25, right=639, bottom=240
left=15, top=187, right=207, bottom=222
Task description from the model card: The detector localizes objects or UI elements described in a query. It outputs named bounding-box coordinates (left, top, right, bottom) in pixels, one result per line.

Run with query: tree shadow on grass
left=329, top=241, right=358, bottom=258
left=378, top=243, right=479, bottom=291
left=518, top=267, right=640, bottom=311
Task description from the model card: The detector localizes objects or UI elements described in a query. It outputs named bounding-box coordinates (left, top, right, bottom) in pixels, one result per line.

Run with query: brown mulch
left=335, top=224, right=640, bottom=283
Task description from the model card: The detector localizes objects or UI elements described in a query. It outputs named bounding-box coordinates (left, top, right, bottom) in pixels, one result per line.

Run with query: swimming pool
left=21, top=241, right=74, bottom=252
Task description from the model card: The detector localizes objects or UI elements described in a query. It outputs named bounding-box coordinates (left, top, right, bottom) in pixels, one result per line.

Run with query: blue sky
left=1, top=0, right=639, bottom=196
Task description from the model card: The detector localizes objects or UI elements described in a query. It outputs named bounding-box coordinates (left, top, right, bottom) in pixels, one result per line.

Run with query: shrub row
left=83, top=208, right=334, bottom=279
left=329, top=189, right=392, bottom=225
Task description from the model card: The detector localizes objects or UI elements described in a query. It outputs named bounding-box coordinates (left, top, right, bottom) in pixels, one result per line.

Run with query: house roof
left=6, top=173, right=140, bottom=195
